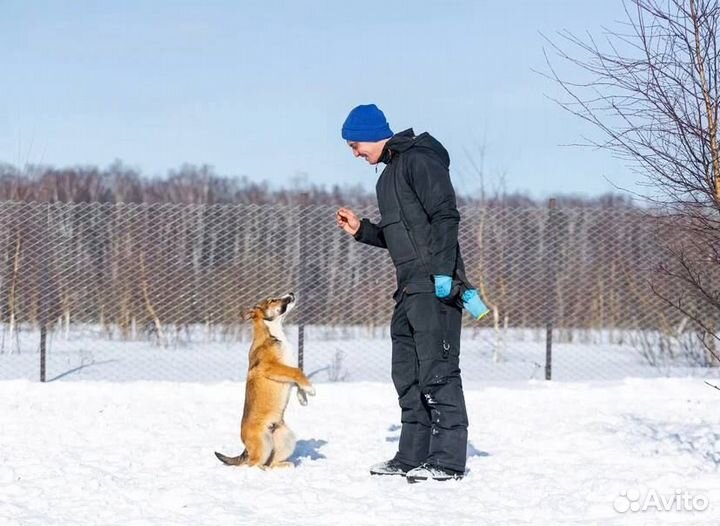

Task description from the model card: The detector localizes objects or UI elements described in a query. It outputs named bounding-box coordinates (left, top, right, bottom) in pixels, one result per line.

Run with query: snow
left=1, top=378, right=719, bottom=525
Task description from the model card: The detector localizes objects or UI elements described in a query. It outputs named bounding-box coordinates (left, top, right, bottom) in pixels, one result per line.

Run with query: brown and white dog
left=215, top=292, right=315, bottom=469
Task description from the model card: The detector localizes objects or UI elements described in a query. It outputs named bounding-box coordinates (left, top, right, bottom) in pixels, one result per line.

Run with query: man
left=335, top=104, right=488, bottom=483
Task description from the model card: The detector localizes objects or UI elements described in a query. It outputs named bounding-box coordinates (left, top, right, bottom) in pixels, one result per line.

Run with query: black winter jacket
left=354, top=129, right=467, bottom=300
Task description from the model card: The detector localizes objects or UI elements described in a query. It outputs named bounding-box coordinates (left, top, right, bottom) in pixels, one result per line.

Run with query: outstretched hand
left=336, top=207, right=361, bottom=236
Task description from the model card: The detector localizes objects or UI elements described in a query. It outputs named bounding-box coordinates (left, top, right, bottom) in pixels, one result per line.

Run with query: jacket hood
left=382, top=128, right=450, bottom=168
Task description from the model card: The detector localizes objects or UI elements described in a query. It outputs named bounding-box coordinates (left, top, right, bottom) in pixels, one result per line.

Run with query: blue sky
left=0, top=1, right=636, bottom=198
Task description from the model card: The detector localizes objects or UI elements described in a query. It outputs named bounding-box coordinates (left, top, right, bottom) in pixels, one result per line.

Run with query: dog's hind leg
left=243, top=429, right=274, bottom=468
left=269, top=423, right=296, bottom=468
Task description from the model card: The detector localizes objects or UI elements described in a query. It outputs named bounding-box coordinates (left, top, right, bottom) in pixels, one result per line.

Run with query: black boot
left=369, top=458, right=415, bottom=477
left=406, top=463, right=464, bottom=483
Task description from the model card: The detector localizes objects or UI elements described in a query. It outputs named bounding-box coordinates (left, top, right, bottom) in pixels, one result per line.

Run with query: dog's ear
left=242, top=307, right=257, bottom=321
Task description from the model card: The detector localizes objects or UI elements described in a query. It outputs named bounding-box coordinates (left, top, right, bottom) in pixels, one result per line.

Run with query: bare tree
left=544, top=0, right=720, bottom=364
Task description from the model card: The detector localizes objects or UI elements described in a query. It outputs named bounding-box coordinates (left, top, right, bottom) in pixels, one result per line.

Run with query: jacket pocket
left=379, top=210, right=417, bottom=266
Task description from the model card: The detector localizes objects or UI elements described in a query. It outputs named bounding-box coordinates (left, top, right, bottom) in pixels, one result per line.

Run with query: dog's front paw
left=297, top=389, right=308, bottom=406
left=304, top=385, right=316, bottom=397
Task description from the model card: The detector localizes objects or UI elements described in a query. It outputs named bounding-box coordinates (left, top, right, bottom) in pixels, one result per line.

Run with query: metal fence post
left=297, top=194, right=310, bottom=372
left=39, top=322, right=47, bottom=382
left=39, top=207, right=50, bottom=383
left=545, top=198, right=558, bottom=380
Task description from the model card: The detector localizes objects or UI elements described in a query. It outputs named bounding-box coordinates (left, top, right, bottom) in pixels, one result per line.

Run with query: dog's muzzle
left=280, top=292, right=296, bottom=314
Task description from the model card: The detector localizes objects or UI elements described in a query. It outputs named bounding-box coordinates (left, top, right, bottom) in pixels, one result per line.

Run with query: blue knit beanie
left=341, top=104, right=393, bottom=142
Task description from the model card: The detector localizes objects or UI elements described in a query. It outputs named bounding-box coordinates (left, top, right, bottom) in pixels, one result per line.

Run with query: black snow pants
left=390, top=290, right=468, bottom=473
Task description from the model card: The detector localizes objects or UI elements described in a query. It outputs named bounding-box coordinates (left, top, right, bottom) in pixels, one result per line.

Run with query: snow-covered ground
left=1, top=378, right=718, bottom=525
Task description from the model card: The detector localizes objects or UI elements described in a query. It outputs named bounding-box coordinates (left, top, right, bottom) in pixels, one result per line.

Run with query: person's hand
left=462, top=289, right=490, bottom=320
left=434, top=275, right=453, bottom=298
left=336, top=207, right=361, bottom=236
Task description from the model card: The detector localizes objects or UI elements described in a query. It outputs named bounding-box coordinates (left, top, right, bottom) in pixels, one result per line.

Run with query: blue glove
left=434, top=275, right=453, bottom=298
left=462, top=289, right=490, bottom=320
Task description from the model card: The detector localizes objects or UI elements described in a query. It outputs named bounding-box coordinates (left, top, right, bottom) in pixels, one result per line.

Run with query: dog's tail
left=215, top=450, right=249, bottom=466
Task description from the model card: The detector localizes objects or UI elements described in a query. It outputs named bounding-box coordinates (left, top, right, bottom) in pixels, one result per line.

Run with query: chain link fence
left=0, top=200, right=716, bottom=384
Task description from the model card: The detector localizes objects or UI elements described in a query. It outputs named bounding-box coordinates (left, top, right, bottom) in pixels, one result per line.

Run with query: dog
left=215, top=292, right=315, bottom=469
